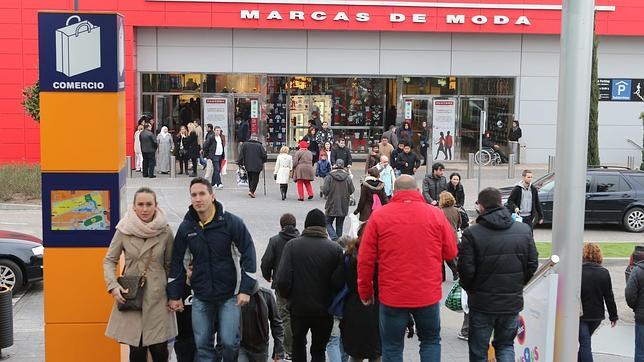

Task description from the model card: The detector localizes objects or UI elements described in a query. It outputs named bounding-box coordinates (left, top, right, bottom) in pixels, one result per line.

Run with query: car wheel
left=0, top=259, right=24, bottom=295
left=623, top=207, right=644, bottom=233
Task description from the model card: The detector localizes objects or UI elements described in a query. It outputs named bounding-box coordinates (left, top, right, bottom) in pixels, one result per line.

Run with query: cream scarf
left=116, top=206, right=169, bottom=239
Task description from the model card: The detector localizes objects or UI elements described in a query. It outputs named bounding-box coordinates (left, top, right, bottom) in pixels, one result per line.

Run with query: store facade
left=1, top=0, right=643, bottom=164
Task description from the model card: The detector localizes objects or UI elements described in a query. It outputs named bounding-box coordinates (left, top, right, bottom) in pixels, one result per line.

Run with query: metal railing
left=524, top=255, right=560, bottom=293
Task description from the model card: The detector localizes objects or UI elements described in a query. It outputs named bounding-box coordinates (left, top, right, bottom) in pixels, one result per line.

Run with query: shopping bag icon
left=55, top=15, right=101, bottom=77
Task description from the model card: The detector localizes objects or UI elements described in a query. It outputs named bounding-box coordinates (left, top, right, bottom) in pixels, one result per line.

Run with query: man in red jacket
left=357, top=175, right=458, bottom=362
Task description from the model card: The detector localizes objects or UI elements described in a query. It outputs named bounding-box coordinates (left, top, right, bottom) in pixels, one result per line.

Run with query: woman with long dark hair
left=304, top=127, right=320, bottom=164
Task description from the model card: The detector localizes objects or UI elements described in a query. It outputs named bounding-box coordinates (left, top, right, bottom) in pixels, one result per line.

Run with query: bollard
left=170, top=156, right=176, bottom=178
left=547, top=155, right=556, bottom=174
left=0, top=285, right=13, bottom=356
left=125, top=156, right=132, bottom=178
left=508, top=154, right=516, bottom=179
left=467, top=153, right=475, bottom=179
left=627, top=155, right=635, bottom=170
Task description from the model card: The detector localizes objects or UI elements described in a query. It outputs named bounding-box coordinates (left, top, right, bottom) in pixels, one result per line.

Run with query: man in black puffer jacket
left=458, top=187, right=538, bottom=362
left=626, top=260, right=644, bottom=360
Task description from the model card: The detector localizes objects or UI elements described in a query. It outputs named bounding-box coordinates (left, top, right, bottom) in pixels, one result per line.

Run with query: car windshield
left=533, top=173, right=554, bottom=190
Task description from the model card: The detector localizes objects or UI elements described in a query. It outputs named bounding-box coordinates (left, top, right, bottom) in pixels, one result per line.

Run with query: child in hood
left=316, top=151, right=332, bottom=198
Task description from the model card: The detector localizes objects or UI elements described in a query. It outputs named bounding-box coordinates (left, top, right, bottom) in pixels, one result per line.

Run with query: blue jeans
left=192, top=296, right=240, bottom=362
left=578, top=320, right=601, bottom=362
left=636, top=323, right=644, bottom=362
left=326, top=216, right=345, bottom=241
left=211, top=155, right=222, bottom=186
left=468, top=311, right=518, bottom=362
left=326, top=318, right=349, bottom=362
left=379, top=302, right=441, bottom=362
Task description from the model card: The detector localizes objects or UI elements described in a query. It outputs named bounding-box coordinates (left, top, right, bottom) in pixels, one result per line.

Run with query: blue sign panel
left=38, top=12, right=125, bottom=92
left=611, top=79, right=631, bottom=101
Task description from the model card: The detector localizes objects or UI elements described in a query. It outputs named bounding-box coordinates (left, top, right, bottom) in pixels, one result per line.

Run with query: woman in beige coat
left=103, top=187, right=177, bottom=362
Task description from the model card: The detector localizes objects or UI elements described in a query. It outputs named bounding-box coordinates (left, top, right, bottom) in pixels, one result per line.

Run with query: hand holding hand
left=168, top=299, right=184, bottom=312
left=237, top=293, right=251, bottom=307
left=539, top=219, right=544, bottom=224
left=110, top=286, right=127, bottom=305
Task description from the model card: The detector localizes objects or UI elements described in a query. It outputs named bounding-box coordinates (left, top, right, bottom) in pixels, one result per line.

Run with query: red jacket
left=357, top=190, right=458, bottom=308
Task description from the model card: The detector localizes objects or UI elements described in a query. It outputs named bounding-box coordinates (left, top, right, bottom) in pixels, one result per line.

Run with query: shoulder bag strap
left=141, top=245, right=155, bottom=279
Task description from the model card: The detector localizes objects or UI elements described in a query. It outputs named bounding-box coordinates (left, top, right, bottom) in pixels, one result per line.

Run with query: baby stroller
left=236, top=165, right=249, bottom=187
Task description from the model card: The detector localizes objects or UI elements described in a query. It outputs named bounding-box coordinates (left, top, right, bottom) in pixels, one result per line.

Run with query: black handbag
left=116, top=246, right=154, bottom=311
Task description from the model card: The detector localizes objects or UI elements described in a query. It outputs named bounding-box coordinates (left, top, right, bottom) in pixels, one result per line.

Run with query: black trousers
left=291, top=314, right=334, bottom=362
left=178, top=155, right=189, bottom=174
left=522, top=213, right=535, bottom=231
left=142, top=152, right=156, bottom=177
left=129, top=340, right=168, bottom=362
left=248, top=171, right=260, bottom=193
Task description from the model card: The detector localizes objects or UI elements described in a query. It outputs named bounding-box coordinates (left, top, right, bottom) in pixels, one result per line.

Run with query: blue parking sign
left=611, top=79, right=631, bottom=100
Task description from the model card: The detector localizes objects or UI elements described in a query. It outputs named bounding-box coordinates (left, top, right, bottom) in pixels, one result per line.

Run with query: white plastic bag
left=348, top=214, right=360, bottom=239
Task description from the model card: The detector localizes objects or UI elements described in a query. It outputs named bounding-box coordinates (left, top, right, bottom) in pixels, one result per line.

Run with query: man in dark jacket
left=139, top=122, right=158, bottom=178
left=167, top=177, right=257, bottom=362
left=506, top=169, right=544, bottom=230
left=275, top=208, right=344, bottom=362
left=238, top=134, right=267, bottom=198
left=240, top=283, right=285, bottom=362
left=330, top=138, right=352, bottom=170
left=422, top=162, right=448, bottom=206
left=458, top=187, right=538, bottom=362
left=625, top=260, right=644, bottom=361
left=203, top=125, right=226, bottom=188
left=260, top=213, right=300, bottom=359
left=395, top=142, right=420, bottom=175
left=322, top=159, right=355, bottom=241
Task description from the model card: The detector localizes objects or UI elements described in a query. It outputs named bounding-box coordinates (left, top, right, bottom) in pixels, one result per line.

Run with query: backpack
left=372, top=193, right=382, bottom=211
left=240, top=290, right=270, bottom=353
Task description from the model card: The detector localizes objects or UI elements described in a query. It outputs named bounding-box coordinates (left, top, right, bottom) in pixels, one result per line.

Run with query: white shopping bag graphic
left=56, top=15, right=101, bottom=77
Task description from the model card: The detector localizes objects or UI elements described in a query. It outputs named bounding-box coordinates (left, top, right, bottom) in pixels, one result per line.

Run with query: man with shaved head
left=357, top=174, right=458, bottom=361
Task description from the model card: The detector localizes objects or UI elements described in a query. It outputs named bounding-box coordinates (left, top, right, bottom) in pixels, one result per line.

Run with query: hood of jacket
left=279, top=225, right=300, bottom=241
left=329, top=169, right=350, bottom=181
left=476, top=206, right=514, bottom=230
left=636, top=260, right=644, bottom=271
left=363, top=177, right=384, bottom=191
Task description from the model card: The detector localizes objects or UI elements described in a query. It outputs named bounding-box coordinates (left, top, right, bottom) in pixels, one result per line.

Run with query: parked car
left=500, top=167, right=644, bottom=232
left=0, top=231, right=43, bottom=294
left=625, top=244, right=644, bottom=282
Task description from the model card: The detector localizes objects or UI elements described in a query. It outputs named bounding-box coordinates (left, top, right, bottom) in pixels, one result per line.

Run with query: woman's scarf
left=116, top=206, right=169, bottom=239
left=159, top=126, right=170, bottom=140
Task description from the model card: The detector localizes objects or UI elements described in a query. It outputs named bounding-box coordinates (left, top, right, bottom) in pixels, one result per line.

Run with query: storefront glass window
left=458, top=77, right=514, bottom=96
left=403, top=77, right=457, bottom=95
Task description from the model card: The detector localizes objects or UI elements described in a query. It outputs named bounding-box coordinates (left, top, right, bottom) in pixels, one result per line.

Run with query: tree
left=587, top=36, right=600, bottom=166
left=21, top=80, right=40, bottom=123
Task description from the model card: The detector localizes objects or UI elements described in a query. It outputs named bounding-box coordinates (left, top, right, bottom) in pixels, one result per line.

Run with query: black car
left=500, top=167, right=644, bottom=232
left=0, top=231, right=44, bottom=294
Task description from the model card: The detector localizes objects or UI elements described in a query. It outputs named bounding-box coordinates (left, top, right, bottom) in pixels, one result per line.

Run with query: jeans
left=211, top=155, right=223, bottom=186
left=247, top=171, right=260, bottom=193
left=578, top=320, right=601, bottom=362
left=326, top=216, right=345, bottom=241
left=468, top=311, right=518, bottom=362
left=326, top=318, right=348, bottom=362
left=192, top=296, right=241, bottom=362
left=291, top=314, right=334, bottom=362
left=379, top=302, right=441, bottom=362
left=276, top=295, right=292, bottom=355
left=142, top=152, right=156, bottom=177
left=239, top=345, right=269, bottom=362
left=636, top=322, right=644, bottom=362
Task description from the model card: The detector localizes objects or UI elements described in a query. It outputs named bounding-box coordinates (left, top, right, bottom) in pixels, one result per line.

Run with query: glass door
left=458, top=98, right=487, bottom=159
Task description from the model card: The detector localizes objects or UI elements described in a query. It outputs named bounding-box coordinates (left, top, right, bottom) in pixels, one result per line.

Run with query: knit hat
left=299, top=140, right=309, bottom=149
left=334, top=159, right=345, bottom=168
left=304, top=208, right=326, bottom=228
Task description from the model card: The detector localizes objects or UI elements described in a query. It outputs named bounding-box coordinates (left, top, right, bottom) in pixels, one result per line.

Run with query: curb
left=0, top=203, right=42, bottom=210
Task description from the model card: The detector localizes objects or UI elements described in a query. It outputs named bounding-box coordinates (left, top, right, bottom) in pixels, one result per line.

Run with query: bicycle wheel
left=475, top=150, right=492, bottom=166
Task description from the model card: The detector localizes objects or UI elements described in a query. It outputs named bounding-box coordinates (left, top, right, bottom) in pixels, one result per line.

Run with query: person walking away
left=436, top=192, right=459, bottom=281
left=331, top=138, right=353, bottom=172
left=238, top=134, right=268, bottom=198
left=175, top=126, right=190, bottom=175
left=506, top=169, right=544, bottom=230
left=310, top=110, right=323, bottom=130
left=316, top=151, right=332, bottom=198
left=237, top=117, right=250, bottom=155
left=458, top=187, right=538, bottom=362
left=239, top=283, right=285, bottom=362
left=625, top=259, right=644, bottom=361
left=445, top=131, right=453, bottom=160
left=447, top=172, right=465, bottom=208
left=275, top=208, right=344, bottom=362
left=260, top=213, right=300, bottom=360
left=342, top=230, right=382, bottom=362
left=203, top=125, right=226, bottom=188
left=185, top=123, right=200, bottom=177
left=422, top=162, right=448, bottom=206
left=395, top=142, right=420, bottom=176
left=322, top=159, right=355, bottom=241
left=167, top=177, right=257, bottom=362
left=579, top=243, right=618, bottom=362
left=139, top=123, right=158, bottom=178
left=134, top=124, right=144, bottom=172
left=304, top=127, right=320, bottom=163
left=103, top=187, right=177, bottom=362
left=419, top=121, right=429, bottom=165
left=353, top=167, right=388, bottom=222
left=292, top=140, right=315, bottom=201
left=193, top=120, right=205, bottom=168
left=378, top=136, right=394, bottom=162
left=358, top=175, right=458, bottom=361
left=365, top=143, right=380, bottom=173
left=375, top=156, right=396, bottom=199
left=156, top=126, right=173, bottom=174
left=274, top=146, right=293, bottom=201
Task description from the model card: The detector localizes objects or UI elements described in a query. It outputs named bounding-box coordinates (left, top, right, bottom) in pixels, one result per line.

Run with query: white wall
left=136, top=28, right=644, bottom=165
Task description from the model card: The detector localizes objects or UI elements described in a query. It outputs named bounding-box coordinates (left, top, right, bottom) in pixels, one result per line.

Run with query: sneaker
left=283, top=353, right=293, bottom=361
left=457, top=332, right=468, bottom=341
left=216, top=184, right=224, bottom=189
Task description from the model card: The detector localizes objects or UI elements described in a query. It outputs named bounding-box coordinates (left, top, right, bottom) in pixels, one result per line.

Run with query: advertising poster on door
left=513, top=274, right=558, bottom=362
left=203, top=97, right=229, bottom=136
left=431, top=99, right=456, bottom=161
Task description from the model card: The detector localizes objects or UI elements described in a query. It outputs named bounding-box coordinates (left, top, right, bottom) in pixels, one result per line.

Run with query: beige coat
left=274, top=153, right=293, bottom=184
left=103, top=227, right=178, bottom=347
left=292, top=149, right=315, bottom=181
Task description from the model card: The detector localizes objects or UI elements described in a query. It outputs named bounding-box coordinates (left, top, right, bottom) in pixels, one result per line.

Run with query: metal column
left=551, top=0, right=595, bottom=360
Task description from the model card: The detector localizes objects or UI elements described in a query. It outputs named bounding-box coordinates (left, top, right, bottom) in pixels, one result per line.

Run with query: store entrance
left=459, top=98, right=487, bottom=160
left=288, top=95, right=332, bottom=148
